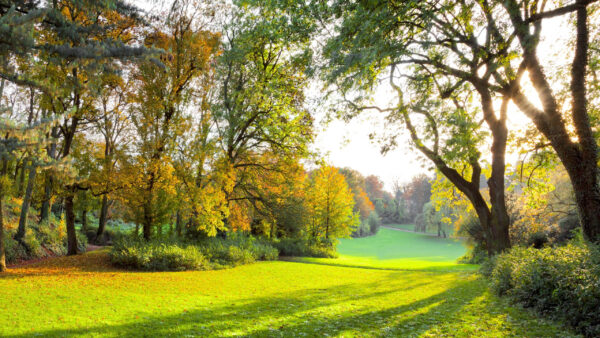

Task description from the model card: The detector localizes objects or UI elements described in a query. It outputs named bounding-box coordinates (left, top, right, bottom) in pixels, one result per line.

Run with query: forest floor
left=0, top=230, right=578, bottom=337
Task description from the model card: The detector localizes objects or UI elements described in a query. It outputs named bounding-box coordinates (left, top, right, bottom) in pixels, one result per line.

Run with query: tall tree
left=306, top=165, right=358, bottom=243
left=127, top=3, right=220, bottom=240
left=213, top=8, right=313, bottom=227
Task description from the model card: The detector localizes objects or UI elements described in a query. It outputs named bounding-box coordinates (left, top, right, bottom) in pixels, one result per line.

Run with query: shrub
left=458, top=244, right=487, bottom=264
left=84, top=226, right=123, bottom=245
left=37, top=223, right=67, bottom=256
left=489, top=244, right=600, bottom=337
left=21, top=228, right=45, bottom=258
left=526, top=231, right=549, bottom=249
left=110, top=234, right=278, bottom=271
left=273, top=238, right=337, bottom=258
left=110, top=238, right=209, bottom=271
left=197, top=235, right=278, bottom=268
left=3, top=236, right=28, bottom=262
left=367, top=211, right=381, bottom=235
left=76, top=231, right=88, bottom=253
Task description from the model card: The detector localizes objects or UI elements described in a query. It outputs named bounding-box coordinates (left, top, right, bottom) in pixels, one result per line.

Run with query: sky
left=311, top=106, right=428, bottom=191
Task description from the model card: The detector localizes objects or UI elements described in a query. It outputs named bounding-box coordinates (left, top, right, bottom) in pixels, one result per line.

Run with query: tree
left=364, top=175, right=385, bottom=201
left=402, top=175, right=433, bottom=222
left=306, top=165, right=358, bottom=244
left=92, top=74, right=132, bottom=240
left=282, top=0, right=600, bottom=244
left=212, top=8, right=313, bottom=229
left=251, top=0, right=518, bottom=253
left=127, top=4, right=220, bottom=240
left=339, top=168, right=374, bottom=220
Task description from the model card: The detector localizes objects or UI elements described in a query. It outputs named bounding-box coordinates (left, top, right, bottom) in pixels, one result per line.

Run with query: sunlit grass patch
left=293, top=227, right=476, bottom=271
left=0, top=248, right=576, bottom=337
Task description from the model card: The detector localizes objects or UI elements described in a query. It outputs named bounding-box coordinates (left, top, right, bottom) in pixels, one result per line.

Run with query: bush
left=84, top=226, right=123, bottom=245
left=273, top=238, right=337, bottom=258
left=76, top=231, right=88, bottom=253
left=197, top=234, right=278, bottom=268
left=110, top=238, right=209, bottom=271
left=352, top=211, right=381, bottom=238
left=458, top=244, right=487, bottom=264
left=37, top=223, right=67, bottom=256
left=110, top=234, right=279, bottom=271
left=489, top=244, right=600, bottom=337
left=526, top=231, right=549, bottom=249
left=367, top=211, right=381, bottom=235
left=3, top=236, right=28, bottom=262
left=21, top=228, right=45, bottom=258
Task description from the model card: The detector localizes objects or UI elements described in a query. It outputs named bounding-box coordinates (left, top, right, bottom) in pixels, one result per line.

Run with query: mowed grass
left=385, top=223, right=418, bottom=232
left=295, top=227, right=476, bottom=271
left=0, top=249, right=577, bottom=337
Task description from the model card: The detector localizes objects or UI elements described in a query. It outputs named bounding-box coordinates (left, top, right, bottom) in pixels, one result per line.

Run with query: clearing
left=0, top=230, right=576, bottom=337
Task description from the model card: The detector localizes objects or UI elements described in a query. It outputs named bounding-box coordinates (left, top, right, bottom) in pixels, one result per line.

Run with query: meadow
left=294, top=227, right=475, bottom=271
left=0, top=230, right=576, bottom=337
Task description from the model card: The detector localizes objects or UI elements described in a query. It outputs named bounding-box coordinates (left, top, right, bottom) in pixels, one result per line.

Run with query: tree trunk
left=17, top=161, right=25, bottom=196
left=65, top=194, right=78, bottom=255
left=0, top=186, right=5, bottom=272
left=566, top=160, right=600, bottom=242
left=40, top=173, right=52, bottom=223
left=15, top=162, right=36, bottom=242
left=40, top=126, right=59, bottom=223
left=81, top=209, right=88, bottom=233
left=486, top=98, right=511, bottom=254
left=175, top=210, right=182, bottom=237
left=97, top=195, right=109, bottom=238
left=504, top=0, right=600, bottom=243
left=143, top=204, right=152, bottom=240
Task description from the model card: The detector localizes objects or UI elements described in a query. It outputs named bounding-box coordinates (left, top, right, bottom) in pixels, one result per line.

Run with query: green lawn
left=0, top=231, right=577, bottom=337
left=295, top=227, right=475, bottom=271
left=385, top=223, right=418, bottom=232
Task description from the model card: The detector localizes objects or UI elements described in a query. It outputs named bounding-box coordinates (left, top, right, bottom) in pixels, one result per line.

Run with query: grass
left=295, top=227, right=476, bottom=272
left=385, top=223, right=455, bottom=236
left=386, top=223, right=418, bottom=232
left=0, top=229, right=577, bottom=337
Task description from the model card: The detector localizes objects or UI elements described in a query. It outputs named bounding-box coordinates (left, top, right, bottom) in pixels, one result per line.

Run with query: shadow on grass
left=4, top=274, right=550, bottom=338
left=282, top=256, right=478, bottom=273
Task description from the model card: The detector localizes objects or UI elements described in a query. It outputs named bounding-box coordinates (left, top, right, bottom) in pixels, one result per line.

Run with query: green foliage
left=110, top=234, right=279, bottom=271
left=83, top=225, right=126, bottom=246
left=197, top=235, right=279, bottom=268
left=3, top=235, right=28, bottom=262
left=110, top=238, right=209, bottom=272
left=37, top=222, right=67, bottom=256
left=75, top=230, right=88, bottom=254
left=458, top=244, right=488, bottom=265
left=489, top=244, right=600, bottom=336
left=352, top=210, right=381, bottom=238
left=272, top=238, right=337, bottom=258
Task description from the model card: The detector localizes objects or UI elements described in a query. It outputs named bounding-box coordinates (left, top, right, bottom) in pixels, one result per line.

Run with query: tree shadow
left=4, top=276, right=499, bottom=337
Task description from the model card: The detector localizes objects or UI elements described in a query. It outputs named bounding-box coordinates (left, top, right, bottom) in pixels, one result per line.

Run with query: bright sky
left=313, top=113, right=427, bottom=191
